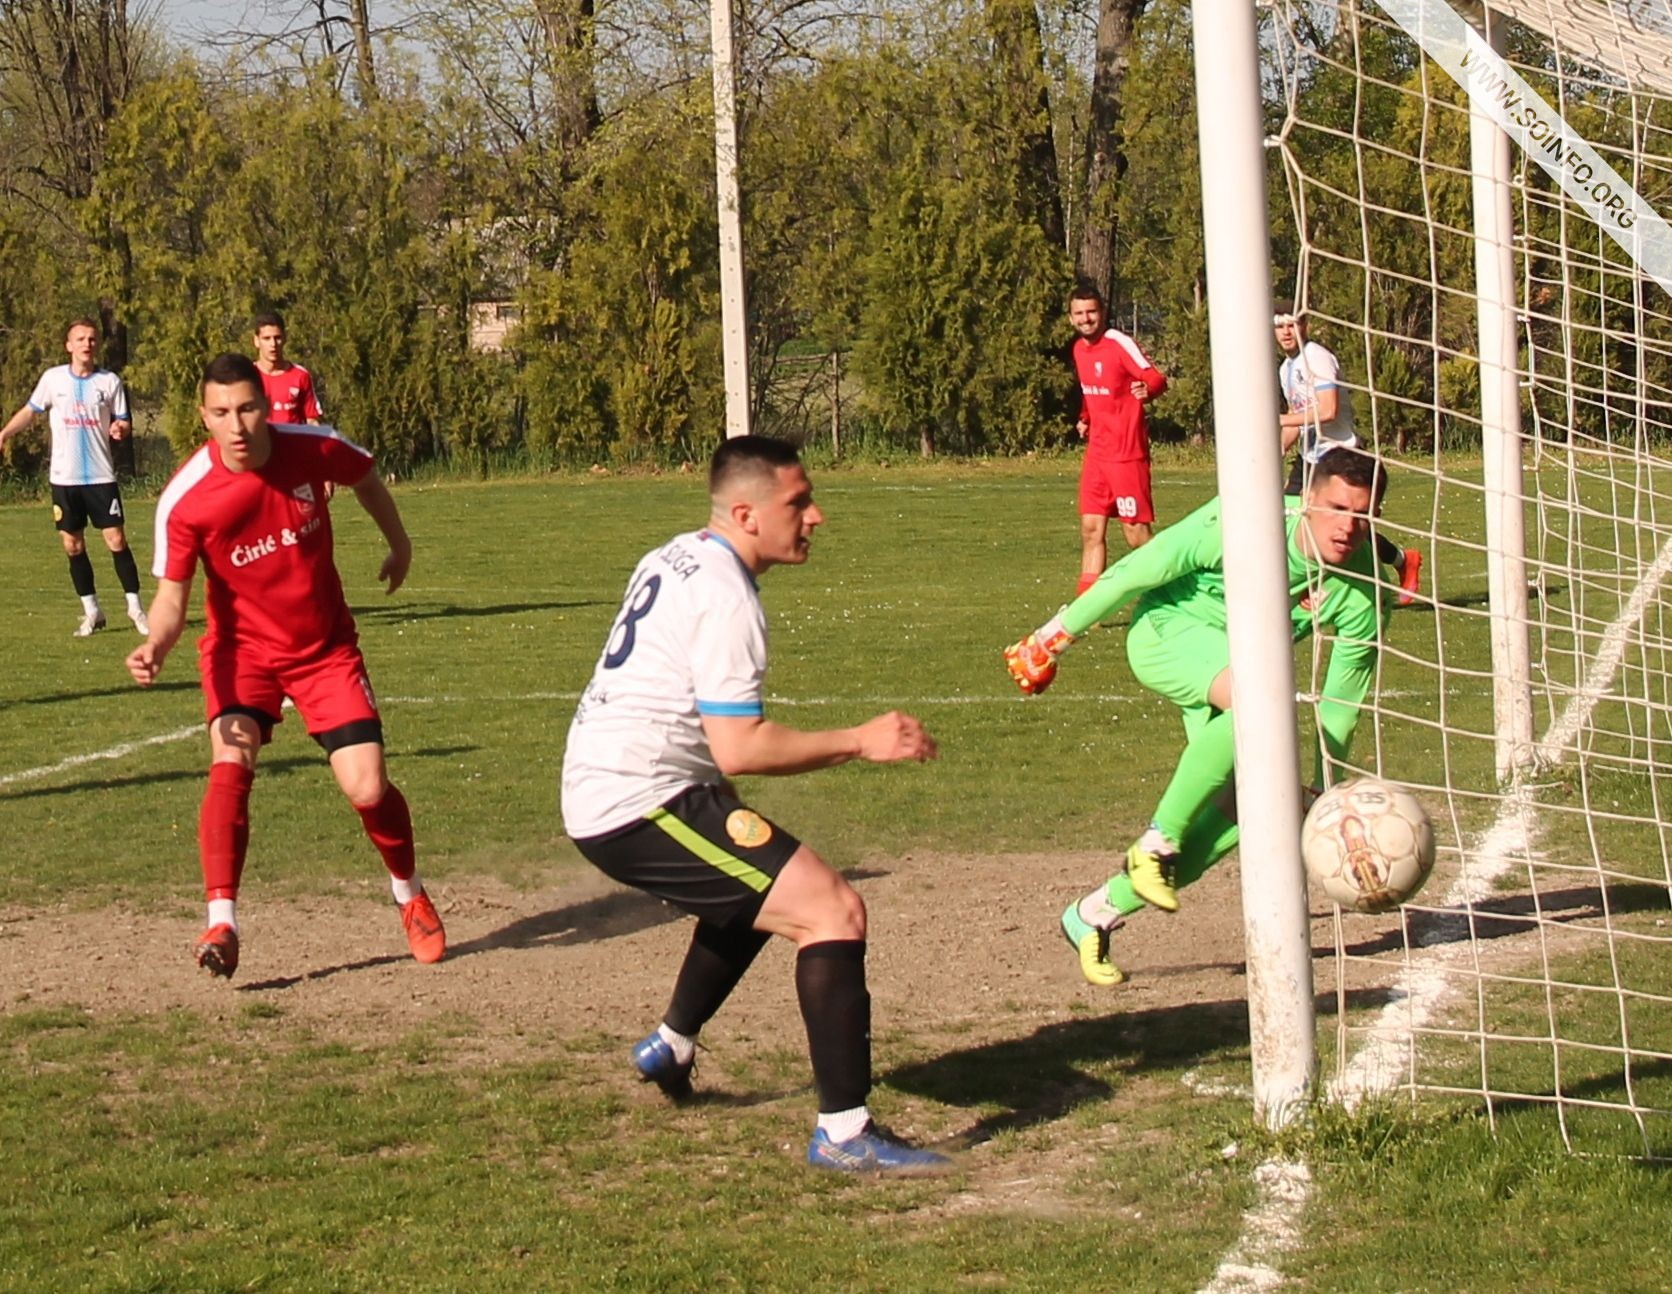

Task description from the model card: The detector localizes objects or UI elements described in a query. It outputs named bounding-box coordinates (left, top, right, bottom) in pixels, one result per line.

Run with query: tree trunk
left=986, top=0, right=1065, bottom=250
left=1077, top=0, right=1148, bottom=300
left=534, top=0, right=600, bottom=155
left=347, top=0, right=379, bottom=104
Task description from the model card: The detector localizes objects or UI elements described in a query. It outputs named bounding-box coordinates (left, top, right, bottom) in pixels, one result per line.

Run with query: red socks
left=1076, top=573, right=1099, bottom=596
left=355, top=783, right=416, bottom=880
left=200, top=763, right=254, bottom=900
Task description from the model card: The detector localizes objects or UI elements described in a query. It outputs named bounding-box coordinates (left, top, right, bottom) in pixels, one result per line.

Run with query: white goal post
left=1204, top=0, right=1672, bottom=1154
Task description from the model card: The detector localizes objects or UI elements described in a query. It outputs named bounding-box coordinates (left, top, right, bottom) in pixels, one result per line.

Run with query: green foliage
left=7, top=0, right=1666, bottom=477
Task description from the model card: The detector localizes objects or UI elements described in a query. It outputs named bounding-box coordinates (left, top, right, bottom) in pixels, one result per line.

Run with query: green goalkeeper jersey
left=1062, top=495, right=1387, bottom=764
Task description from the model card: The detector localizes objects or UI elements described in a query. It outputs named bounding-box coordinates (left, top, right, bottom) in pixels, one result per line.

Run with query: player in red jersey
left=252, top=312, right=322, bottom=426
left=1069, top=283, right=1167, bottom=595
left=126, top=353, right=443, bottom=979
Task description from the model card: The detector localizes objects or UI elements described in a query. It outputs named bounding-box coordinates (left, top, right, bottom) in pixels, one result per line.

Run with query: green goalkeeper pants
left=1103, top=608, right=1242, bottom=916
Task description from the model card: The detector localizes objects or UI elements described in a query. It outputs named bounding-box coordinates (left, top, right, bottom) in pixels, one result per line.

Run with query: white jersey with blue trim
left=1279, top=340, right=1356, bottom=463
left=28, top=365, right=130, bottom=486
left=561, top=529, right=768, bottom=839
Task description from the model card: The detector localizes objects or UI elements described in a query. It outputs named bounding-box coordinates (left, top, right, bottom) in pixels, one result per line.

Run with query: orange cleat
left=194, top=923, right=240, bottom=978
left=400, top=891, right=447, bottom=964
left=1398, top=548, right=1423, bottom=606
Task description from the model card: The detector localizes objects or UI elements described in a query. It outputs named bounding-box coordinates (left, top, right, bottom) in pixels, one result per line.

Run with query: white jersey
left=561, top=529, right=768, bottom=839
left=1280, top=341, right=1356, bottom=462
left=27, top=365, right=130, bottom=486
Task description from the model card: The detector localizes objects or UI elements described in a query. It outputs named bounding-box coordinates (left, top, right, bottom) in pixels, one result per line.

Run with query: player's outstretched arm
left=350, top=470, right=412, bottom=594
left=126, top=578, right=190, bottom=686
left=0, top=405, right=36, bottom=451
left=703, top=711, right=937, bottom=778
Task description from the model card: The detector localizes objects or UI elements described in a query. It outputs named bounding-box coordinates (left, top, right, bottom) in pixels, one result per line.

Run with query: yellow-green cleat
left=1125, top=842, right=1180, bottom=913
left=1060, top=901, right=1126, bottom=987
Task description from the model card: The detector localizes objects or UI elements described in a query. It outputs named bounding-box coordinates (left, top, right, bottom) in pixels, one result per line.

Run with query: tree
left=0, top=0, right=150, bottom=399
left=1075, top=0, right=1149, bottom=300
left=987, top=0, right=1066, bottom=250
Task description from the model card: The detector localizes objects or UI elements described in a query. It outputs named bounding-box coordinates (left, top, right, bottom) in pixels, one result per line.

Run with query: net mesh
left=1264, top=0, right=1672, bottom=1156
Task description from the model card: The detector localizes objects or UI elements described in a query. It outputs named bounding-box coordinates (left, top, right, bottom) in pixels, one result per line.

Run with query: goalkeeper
left=1003, top=447, right=1390, bottom=985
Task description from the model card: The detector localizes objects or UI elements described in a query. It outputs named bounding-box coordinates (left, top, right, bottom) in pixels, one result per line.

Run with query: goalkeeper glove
left=1003, top=618, right=1074, bottom=696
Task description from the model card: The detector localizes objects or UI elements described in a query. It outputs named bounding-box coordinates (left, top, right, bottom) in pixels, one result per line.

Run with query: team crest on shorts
left=52, top=504, right=63, bottom=523
left=725, top=809, right=772, bottom=848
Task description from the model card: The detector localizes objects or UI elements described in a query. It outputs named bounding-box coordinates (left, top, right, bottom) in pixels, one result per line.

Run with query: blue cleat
left=806, top=1123, right=952, bottom=1174
left=631, top=1032, right=695, bottom=1100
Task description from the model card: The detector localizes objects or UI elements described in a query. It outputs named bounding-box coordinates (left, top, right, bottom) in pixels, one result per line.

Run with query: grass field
left=2, top=453, right=1669, bottom=1293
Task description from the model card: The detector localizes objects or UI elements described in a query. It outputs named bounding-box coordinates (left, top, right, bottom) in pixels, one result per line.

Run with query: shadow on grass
left=443, top=867, right=893, bottom=960
left=1422, top=582, right=1564, bottom=614
left=0, top=754, right=318, bottom=799
left=1489, top=1058, right=1672, bottom=1162
left=1339, top=882, right=1671, bottom=959
left=886, top=986, right=1397, bottom=1147
left=351, top=599, right=607, bottom=623
left=2, top=679, right=198, bottom=709
left=448, top=889, right=686, bottom=957
left=238, top=952, right=411, bottom=991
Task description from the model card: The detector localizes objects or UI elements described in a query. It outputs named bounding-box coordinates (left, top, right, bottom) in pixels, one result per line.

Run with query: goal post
left=1240, top=0, right=1672, bottom=1155
left=1191, top=0, right=1318, bottom=1129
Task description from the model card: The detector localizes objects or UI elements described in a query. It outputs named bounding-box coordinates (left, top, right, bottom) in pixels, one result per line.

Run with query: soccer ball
left=1301, top=777, right=1436, bottom=913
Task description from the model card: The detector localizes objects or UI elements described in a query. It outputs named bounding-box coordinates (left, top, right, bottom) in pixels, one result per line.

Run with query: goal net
left=1264, top=0, right=1672, bottom=1156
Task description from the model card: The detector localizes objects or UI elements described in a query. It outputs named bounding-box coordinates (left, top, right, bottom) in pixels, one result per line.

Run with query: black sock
left=67, top=551, right=96, bottom=597
left=1375, top=532, right=1403, bottom=569
left=663, top=920, right=770, bottom=1037
left=795, top=940, right=871, bottom=1114
left=111, top=546, right=140, bottom=595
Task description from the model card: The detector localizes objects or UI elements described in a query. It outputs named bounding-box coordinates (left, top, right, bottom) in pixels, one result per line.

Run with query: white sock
left=1138, top=825, right=1178, bottom=858
left=80, top=595, right=99, bottom=616
left=1036, top=613, right=1069, bottom=647
left=125, top=591, right=143, bottom=613
left=817, top=1106, right=871, bottom=1144
left=207, top=898, right=237, bottom=930
left=656, top=1023, right=697, bottom=1065
left=1078, top=885, right=1123, bottom=930
left=390, top=873, right=423, bottom=905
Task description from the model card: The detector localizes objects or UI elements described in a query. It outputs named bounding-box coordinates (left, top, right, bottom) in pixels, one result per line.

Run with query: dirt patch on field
left=2, top=847, right=1611, bottom=1213
left=0, top=852, right=1267, bottom=1050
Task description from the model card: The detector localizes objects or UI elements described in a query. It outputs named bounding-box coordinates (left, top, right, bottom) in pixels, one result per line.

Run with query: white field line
left=1198, top=1159, right=1314, bottom=1294
left=382, top=687, right=1438, bottom=707
left=1334, top=529, right=1672, bottom=1106
left=0, top=724, right=201, bottom=788
left=381, top=691, right=1151, bottom=706
left=1203, top=532, right=1672, bottom=1294
left=0, top=700, right=298, bottom=789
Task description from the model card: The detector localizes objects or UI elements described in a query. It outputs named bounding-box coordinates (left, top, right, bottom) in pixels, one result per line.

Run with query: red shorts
left=1079, top=456, right=1154, bottom=524
left=199, top=639, right=380, bottom=741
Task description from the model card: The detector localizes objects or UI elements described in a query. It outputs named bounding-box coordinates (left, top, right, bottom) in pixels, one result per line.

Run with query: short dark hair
left=710, top=434, right=802, bottom=499
left=200, top=352, right=267, bottom=402
left=65, top=316, right=99, bottom=338
left=1310, top=446, right=1388, bottom=508
left=252, top=311, right=286, bottom=333
left=1070, top=281, right=1105, bottom=309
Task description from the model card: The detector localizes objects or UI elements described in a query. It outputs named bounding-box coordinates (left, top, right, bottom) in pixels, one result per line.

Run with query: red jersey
left=152, top=425, right=373, bottom=662
left=259, top=362, right=322, bottom=425
left=1072, top=329, right=1166, bottom=462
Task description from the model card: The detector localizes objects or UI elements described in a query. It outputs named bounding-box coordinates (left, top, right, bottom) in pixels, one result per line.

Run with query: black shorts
left=52, top=482, right=125, bottom=533
left=1282, top=454, right=1306, bottom=496
left=572, top=783, right=802, bottom=929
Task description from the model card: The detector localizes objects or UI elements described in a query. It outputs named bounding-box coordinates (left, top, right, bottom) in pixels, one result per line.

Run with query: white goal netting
left=1265, top=0, right=1672, bottom=1156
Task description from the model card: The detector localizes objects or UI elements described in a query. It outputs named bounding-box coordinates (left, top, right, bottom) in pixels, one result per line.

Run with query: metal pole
left=1191, top=0, right=1316, bottom=1128
left=710, top=0, right=751, bottom=438
left=1469, top=6, right=1534, bottom=778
